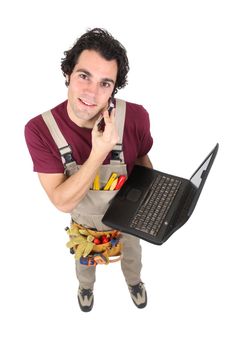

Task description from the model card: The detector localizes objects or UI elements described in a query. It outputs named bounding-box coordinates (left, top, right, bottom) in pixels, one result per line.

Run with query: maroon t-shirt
left=25, top=99, right=153, bottom=175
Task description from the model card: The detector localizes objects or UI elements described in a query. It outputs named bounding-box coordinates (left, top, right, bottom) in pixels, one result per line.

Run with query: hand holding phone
left=92, top=98, right=118, bottom=158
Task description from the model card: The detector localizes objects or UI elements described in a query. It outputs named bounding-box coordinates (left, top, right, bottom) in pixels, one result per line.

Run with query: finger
left=93, top=113, right=103, bottom=132
left=109, top=107, right=116, bottom=121
left=104, top=107, right=115, bottom=124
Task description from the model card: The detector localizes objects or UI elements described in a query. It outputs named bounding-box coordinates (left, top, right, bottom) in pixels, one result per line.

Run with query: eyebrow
left=75, top=69, right=115, bottom=85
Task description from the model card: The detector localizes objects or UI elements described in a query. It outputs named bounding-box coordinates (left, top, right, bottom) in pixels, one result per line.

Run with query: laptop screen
left=187, top=144, right=218, bottom=216
left=190, top=144, right=218, bottom=188
left=190, top=153, right=213, bottom=188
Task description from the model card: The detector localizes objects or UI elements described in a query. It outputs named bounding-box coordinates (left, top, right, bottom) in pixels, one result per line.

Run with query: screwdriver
left=114, top=175, right=127, bottom=190
left=93, top=173, right=100, bottom=190
left=104, top=173, right=118, bottom=190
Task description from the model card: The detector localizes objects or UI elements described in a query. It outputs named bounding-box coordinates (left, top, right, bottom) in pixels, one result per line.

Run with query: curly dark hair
left=61, top=28, right=129, bottom=95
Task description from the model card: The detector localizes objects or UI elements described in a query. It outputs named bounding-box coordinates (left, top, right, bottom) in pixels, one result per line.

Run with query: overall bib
left=42, top=99, right=142, bottom=289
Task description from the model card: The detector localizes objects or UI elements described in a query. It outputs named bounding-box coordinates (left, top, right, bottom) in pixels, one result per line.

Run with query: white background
left=0, top=0, right=232, bottom=349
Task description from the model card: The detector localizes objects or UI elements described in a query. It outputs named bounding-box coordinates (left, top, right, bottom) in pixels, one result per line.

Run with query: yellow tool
left=109, top=178, right=118, bottom=190
left=104, top=173, right=118, bottom=190
left=93, top=174, right=100, bottom=190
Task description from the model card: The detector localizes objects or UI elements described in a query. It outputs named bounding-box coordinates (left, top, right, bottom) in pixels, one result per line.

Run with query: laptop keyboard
left=130, top=175, right=181, bottom=236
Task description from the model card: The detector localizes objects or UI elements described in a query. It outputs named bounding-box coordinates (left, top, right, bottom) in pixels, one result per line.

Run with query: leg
left=120, top=232, right=142, bottom=285
left=120, top=233, right=147, bottom=308
left=75, top=260, right=96, bottom=289
left=76, top=260, right=96, bottom=312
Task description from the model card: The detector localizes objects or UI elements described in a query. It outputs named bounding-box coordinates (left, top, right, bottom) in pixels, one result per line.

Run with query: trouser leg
left=120, top=232, right=142, bottom=285
left=75, top=260, right=96, bottom=290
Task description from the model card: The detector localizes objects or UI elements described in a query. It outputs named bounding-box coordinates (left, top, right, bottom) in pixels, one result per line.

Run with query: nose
left=84, top=81, right=99, bottom=97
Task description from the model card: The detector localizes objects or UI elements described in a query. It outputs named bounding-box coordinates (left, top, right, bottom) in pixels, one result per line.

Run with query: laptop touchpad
left=126, top=188, right=142, bottom=202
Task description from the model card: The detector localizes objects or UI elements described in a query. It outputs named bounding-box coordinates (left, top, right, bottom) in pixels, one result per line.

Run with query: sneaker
left=78, top=287, right=94, bottom=312
left=128, top=282, right=147, bottom=309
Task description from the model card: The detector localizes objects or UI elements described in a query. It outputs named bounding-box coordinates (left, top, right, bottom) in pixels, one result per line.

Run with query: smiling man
left=25, top=28, right=153, bottom=312
left=67, top=49, right=118, bottom=128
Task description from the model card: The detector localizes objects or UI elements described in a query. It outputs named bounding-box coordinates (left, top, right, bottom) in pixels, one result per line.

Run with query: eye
left=79, top=73, right=89, bottom=80
left=100, top=81, right=111, bottom=88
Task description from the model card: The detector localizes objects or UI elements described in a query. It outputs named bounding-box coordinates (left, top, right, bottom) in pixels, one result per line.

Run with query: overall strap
left=41, top=110, right=77, bottom=173
left=111, top=98, right=126, bottom=164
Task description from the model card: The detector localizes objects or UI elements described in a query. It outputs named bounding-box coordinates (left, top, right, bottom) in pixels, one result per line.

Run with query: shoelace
left=80, top=288, right=93, bottom=299
left=130, top=283, right=144, bottom=296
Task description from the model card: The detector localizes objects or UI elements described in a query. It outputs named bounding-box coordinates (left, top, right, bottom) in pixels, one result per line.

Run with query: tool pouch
left=65, top=222, right=122, bottom=266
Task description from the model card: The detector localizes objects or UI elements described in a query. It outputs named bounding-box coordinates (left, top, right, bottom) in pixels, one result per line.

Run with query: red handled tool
left=114, top=175, right=127, bottom=190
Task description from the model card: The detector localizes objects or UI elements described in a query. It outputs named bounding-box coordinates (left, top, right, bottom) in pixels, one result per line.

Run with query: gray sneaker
left=128, top=282, right=147, bottom=309
left=78, top=287, right=94, bottom=312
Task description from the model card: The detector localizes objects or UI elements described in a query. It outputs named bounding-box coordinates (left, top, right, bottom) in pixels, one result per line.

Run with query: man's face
left=67, top=49, right=118, bottom=127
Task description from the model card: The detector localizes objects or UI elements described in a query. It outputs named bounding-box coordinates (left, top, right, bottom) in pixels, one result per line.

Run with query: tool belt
left=65, top=222, right=122, bottom=266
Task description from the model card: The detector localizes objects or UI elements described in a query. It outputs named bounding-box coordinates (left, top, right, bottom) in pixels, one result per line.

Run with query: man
left=25, top=28, right=153, bottom=312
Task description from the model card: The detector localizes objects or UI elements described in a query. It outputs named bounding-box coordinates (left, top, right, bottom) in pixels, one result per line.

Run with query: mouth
left=78, top=98, right=97, bottom=108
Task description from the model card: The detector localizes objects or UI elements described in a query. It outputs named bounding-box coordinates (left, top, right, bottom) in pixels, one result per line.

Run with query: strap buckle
left=111, top=143, right=123, bottom=161
left=59, top=145, right=74, bottom=164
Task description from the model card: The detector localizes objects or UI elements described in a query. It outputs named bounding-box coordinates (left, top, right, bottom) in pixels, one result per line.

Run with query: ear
left=65, top=75, right=70, bottom=86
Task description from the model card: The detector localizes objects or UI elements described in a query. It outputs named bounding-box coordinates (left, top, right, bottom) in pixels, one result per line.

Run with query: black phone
left=108, top=98, right=114, bottom=115
left=97, top=98, right=114, bottom=131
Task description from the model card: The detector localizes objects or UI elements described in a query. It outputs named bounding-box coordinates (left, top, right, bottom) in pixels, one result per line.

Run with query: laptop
left=102, top=144, right=219, bottom=245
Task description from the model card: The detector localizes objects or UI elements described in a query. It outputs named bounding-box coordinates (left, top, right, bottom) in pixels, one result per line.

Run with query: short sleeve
left=137, top=106, right=153, bottom=157
left=24, top=118, right=64, bottom=173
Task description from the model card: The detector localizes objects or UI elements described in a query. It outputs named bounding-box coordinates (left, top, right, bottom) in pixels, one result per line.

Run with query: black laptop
left=102, top=144, right=219, bottom=245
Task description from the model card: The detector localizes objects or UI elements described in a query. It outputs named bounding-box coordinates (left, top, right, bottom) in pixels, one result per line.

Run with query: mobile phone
left=108, top=98, right=114, bottom=115
left=97, top=117, right=105, bottom=131
left=97, top=98, right=114, bottom=131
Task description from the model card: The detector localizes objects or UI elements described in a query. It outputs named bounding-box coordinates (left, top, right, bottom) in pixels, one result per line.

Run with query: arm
left=38, top=151, right=106, bottom=213
left=38, top=109, right=118, bottom=213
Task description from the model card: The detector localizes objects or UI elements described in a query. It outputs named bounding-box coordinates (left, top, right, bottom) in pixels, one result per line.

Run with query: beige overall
left=42, top=99, right=142, bottom=289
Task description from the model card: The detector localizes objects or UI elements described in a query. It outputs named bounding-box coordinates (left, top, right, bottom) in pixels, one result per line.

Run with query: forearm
left=53, top=150, right=106, bottom=212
